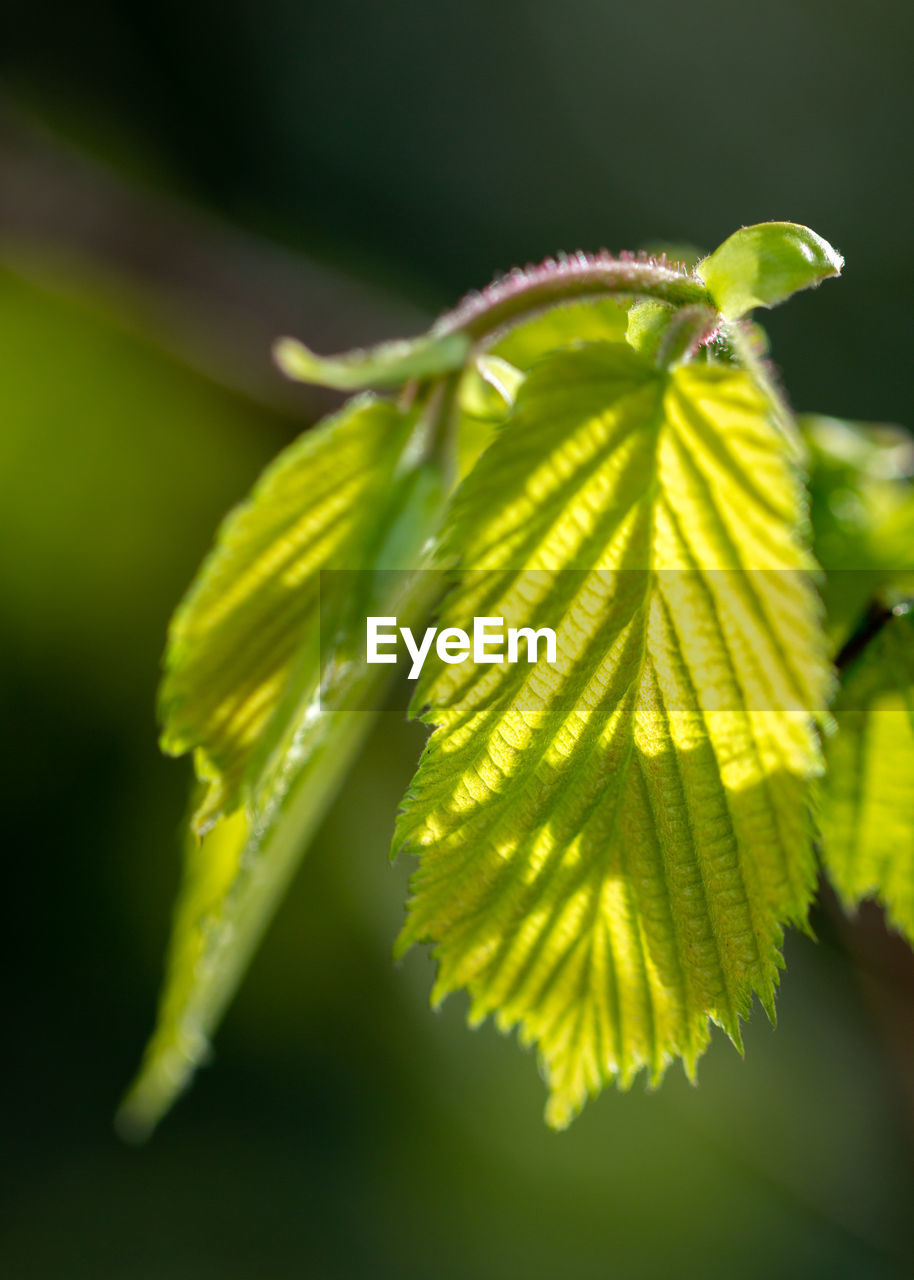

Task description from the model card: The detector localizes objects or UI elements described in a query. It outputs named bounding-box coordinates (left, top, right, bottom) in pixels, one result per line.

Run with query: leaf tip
left=272, top=335, right=315, bottom=382
left=719, top=1011, right=746, bottom=1057
left=274, top=330, right=470, bottom=391
left=392, top=926, right=415, bottom=962
left=758, top=983, right=779, bottom=1028
left=113, top=1097, right=157, bottom=1146
left=543, top=1092, right=576, bottom=1131
left=115, top=1035, right=207, bottom=1144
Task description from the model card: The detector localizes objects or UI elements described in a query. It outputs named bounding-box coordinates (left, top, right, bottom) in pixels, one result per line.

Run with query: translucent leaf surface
left=119, top=673, right=389, bottom=1137
left=394, top=342, right=829, bottom=1127
left=455, top=298, right=631, bottom=479
left=273, top=330, right=469, bottom=390
left=820, top=606, right=914, bottom=943
left=698, top=222, right=843, bottom=320
left=122, top=397, right=445, bottom=1135
left=491, top=297, right=631, bottom=367
left=160, top=395, right=415, bottom=833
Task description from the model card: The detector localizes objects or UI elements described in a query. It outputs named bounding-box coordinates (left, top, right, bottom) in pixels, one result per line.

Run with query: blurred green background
left=2, top=3, right=913, bottom=1276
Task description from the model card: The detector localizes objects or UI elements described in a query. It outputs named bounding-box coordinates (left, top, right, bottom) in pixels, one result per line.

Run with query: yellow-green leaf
left=697, top=222, right=843, bottom=320
left=394, top=342, right=829, bottom=1127
left=820, top=606, right=914, bottom=942
left=121, top=397, right=447, bottom=1136
left=119, top=674, right=389, bottom=1138
left=273, top=330, right=470, bottom=390
left=454, top=297, right=631, bottom=480
left=160, top=394, right=415, bottom=833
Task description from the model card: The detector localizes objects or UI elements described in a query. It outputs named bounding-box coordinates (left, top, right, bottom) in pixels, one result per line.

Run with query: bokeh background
left=2, top=3, right=913, bottom=1276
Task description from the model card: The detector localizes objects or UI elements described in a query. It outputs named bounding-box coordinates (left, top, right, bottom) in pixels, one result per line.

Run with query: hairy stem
left=433, top=252, right=712, bottom=347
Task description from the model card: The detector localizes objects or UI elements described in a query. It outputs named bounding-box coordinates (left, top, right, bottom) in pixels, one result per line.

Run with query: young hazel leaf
left=394, top=341, right=830, bottom=1127
left=698, top=222, right=843, bottom=321
left=121, top=395, right=447, bottom=1135
left=820, top=606, right=914, bottom=943
left=120, top=648, right=406, bottom=1139
left=159, top=395, right=416, bottom=833
left=119, top=681, right=391, bottom=1138
left=273, top=330, right=470, bottom=391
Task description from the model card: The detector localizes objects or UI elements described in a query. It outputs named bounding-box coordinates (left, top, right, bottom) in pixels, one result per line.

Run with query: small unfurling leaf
left=273, top=330, right=469, bottom=390
left=698, top=222, right=843, bottom=320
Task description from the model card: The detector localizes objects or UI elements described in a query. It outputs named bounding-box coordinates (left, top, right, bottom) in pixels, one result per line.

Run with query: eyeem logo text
left=366, top=616, right=558, bottom=680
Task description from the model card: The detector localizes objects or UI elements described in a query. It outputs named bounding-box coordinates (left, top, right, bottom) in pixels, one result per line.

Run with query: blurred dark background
left=1, top=3, right=913, bottom=1276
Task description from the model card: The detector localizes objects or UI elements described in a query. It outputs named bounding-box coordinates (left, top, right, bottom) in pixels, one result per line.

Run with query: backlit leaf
left=121, top=397, right=446, bottom=1135
left=273, top=330, right=469, bottom=390
left=698, top=222, right=843, bottom=320
left=394, top=342, right=829, bottom=1127
left=820, top=605, right=914, bottom=943
left=119, top=670, right=390, bottom=1138
left=455, top=297, right=631, bottom=479
left=159, top=395, right=416, bottom=833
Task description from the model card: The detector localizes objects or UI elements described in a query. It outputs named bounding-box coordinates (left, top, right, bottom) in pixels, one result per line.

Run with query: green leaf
left=491, top=297, right=631, bottom=367
left=803, top=414, right=914, bottom=646
left=159, top=395, right=416, bottom=833
left=121, top=396, right=447, bottom=1135
left=698, top=222, right=843, bottom=320
left=625, top=299, right=673, bottom=359
left=459, top=355, right=525, bottom=420
left=119, top=631, right=405, bottom=1139
left=394, top=342, right=829, bottom=1127
left=820, top=605, right=914, bottom=943
left=454, top=298, right=631, bottom=480
left=118, top=677, right=385, bottom=1138
left=273, top=330, right=470, bottom=390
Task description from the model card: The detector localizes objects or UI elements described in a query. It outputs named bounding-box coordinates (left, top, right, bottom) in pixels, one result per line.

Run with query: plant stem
left=434, top=252, right=712, bottom=347
left=724, top=318, right=803, bottom=457
left=835, top=596, right=914, bottom=672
